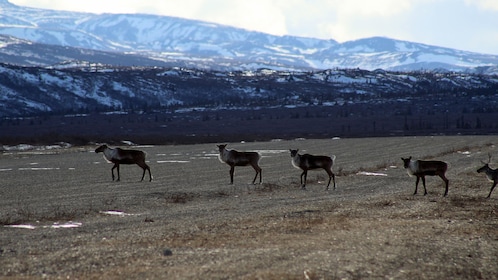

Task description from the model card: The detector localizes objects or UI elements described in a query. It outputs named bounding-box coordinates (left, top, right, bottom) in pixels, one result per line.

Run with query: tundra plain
left=1, top=136, right=498, bottom=279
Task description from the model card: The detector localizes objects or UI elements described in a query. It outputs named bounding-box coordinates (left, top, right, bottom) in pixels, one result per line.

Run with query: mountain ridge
left=1, top=0, right=497, bottom=72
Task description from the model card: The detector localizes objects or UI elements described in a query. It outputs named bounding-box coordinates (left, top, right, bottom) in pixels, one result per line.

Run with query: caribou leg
left=421, top=176, right=427, bottom=195
left=414, top=176, right=420, bottom=195
left=138, top=162, right=152, bottom=182
left=146, top=166, right=152, bottom=182
left=487, top=182, right=497, bottom=198
left=325, top=169, right=336, bottom=191
left=115, top=164, right=121, bottom=181
left=229, top=165, right=235, bottom=184
left=300, top=170, right=308, bottom=189
left=250, top=164, right=262, bottom=184
left=111, top=163, right=119, bottom=181
left=440, top=174, right=449, bottom=197
left=140, top=167, right=146, bottom=181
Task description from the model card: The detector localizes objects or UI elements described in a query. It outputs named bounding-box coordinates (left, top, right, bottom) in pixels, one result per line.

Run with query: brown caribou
left=217, top=144, right=262, bottom=184
left=95, top=144, right=152, bottom=182
left=290, top=149, right=336, bottom=190
left=401, top=157, right=449, bottom=196
left=477, top=154, right=498, bottom=198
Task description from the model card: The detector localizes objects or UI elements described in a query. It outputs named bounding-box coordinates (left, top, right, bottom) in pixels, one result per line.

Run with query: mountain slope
left=0, top=34, right=171, bottom=67
left=312, top=37, right=498, bottom=71
left=1, top=0, right=497, bottom=71
left=1, top=62, right=497, bottom=118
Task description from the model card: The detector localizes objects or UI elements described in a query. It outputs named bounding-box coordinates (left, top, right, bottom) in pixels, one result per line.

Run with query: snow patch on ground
left=357, top=171, right=388, bottom=176
left=5, top=221, right=82, bottom=230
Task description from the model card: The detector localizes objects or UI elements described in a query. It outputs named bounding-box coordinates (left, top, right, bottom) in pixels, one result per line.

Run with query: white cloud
left=11, top=0, right=133, bottom=13
left=465, top=0, right=498, bottom=11
left=328, top=0, right=413, bottom=17
left=182, top=0, right=289, bottom=35
left=277, top=0, right=415, bottom=42
left=11, top=0, right=290, bottom=36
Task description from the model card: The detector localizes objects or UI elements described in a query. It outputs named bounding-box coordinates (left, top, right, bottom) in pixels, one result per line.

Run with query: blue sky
left=10, top=0, right=498, bottom=55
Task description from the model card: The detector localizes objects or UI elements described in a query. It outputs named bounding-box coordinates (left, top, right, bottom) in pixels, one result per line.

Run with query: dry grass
left=1, top=135, right=498, bottom=279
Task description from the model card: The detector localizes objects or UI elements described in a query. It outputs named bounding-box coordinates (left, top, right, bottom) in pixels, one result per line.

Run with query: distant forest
left=1, top=66, right=497, bottom=145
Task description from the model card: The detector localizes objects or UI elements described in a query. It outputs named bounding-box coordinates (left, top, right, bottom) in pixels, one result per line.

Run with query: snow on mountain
left=0, top=60, right=497, bottom=118
left=310, top=37, right=498, bottom=72
left=0, top=34, right=176, bottom=67
left=1, top=0, right=497, bottom=72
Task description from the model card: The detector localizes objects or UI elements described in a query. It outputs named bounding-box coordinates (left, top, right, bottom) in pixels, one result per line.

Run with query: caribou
left=290, top=149, right=336, bottom=190
left=217, top=144, right=262, bottom=184
left=401, top=157, right=449, bottom=196
left=477, top=154, right=498, bottom=198
left=95, top=144, right=152, bottom=182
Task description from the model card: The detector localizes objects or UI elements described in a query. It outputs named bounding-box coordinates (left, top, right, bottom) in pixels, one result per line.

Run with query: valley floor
left=1, top=136, right=497, bottom=279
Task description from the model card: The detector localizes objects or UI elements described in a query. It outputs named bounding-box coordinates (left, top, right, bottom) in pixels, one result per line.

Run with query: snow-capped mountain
left=1, top=0, right=497, bottom=72
left=0, top=34, right=172, bottom=67
left=311, top=37, right=498, bottom=72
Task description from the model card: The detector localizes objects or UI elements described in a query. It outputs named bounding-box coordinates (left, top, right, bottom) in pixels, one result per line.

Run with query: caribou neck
left=291, top=153, right=301, bottom=169
left=102, top=147, right=118, bottom=162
